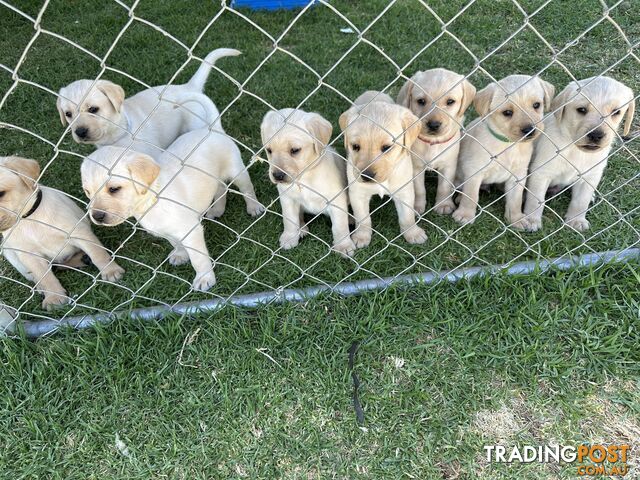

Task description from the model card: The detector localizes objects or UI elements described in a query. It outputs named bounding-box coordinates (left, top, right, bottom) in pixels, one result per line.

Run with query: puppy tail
left=187, top=48, right=242, bottom=92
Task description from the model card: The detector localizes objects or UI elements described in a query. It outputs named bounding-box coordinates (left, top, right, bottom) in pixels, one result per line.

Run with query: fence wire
left=0, top=0, right=638, bottom=336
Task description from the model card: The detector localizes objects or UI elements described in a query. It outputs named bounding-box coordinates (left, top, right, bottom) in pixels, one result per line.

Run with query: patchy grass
left=0, top=0, right=638, bottom=318
left=1, top=261, right=639, bottom=478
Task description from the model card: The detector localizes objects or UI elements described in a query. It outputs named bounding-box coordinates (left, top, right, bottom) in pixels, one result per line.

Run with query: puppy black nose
left=91, top=210, right=105, bottom=223
left=521, top=125, right=536, bottom=137
left=587, top=129, right=605, bottom=143
left=272, top=170, right=286, bottom=182
left=427, top=120, right=441, bottom=132
left=75, top=127, right=89, bottom=139
left=361, top=169, right=376, bottom=182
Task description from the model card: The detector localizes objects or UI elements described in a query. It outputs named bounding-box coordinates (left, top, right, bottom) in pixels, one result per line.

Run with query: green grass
left=0, top=1, right=638, bottom=318
left=1, top=262, right=639, bottom=478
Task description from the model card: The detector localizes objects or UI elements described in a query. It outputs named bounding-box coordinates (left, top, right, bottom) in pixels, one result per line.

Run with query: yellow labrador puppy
left=453, top=75, right=555, bottom=229
left=339, top=91, right=424, bottom=248
left=397, top=69, right=476, bottom=215
left=261, top=108, right=355, bottom=257
left=0, top=156, right=124, bottom=310
left=57, top=48, right=240, bottom=157
left=524, top=76, right=634, bottom=231
left=81, top=129, right=263, bottom=291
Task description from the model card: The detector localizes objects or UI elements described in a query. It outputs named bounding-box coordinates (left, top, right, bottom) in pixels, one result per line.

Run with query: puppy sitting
left=397, top=69, right=476, bottom=215
left=57, top=48, right=240, bottom=157
left=0, top=156, right=124, bottom=310
left=261, top=109, right=356, bottom=257
left=524, top=76, right=634, bottom=232
left=81, top=129, right=263, bottom=291
left=339, top=91, right=425, bottom=248
left=453, top=75, right=555, bottom=229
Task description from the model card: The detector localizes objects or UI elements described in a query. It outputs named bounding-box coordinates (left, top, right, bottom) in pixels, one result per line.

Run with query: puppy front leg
left=73, top=234, right=125, bottom=282
left=180, top=224, right=215, bottom=291
left=564, top=178, right=598, bottom=232
left=523, top=173, right=550, bottom=232
left=350, top=188, right=373, bottom=249
left=279, top=197, right=302, bottom=250
left=413, top=166, right=427, bottom=215
left=452, top=174, right=483, bottom=225
left=394, top=182, right=427, bottom=244
left=434, top=162, right=457, bottom=215
left=328, top=197, right=355, bottom=257
left=503, top=171, right=528, bottom=230
left=232, top=169, right=265, bottom=217
left=206, top=184, right=228, bottom=219
left=18, top=253, right=70, bottom=310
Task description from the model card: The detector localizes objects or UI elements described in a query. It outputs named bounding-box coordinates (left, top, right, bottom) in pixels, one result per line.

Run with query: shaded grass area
left=0, top=0, right=638, bottom=318
left=1, top=262, right=639, bottom=478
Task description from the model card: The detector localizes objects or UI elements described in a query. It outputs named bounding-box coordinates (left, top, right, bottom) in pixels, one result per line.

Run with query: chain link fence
left=0, top=0, right=638, bottom=337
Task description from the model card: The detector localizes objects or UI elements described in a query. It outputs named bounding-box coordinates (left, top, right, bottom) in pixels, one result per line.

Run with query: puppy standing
left=397, top=69, right=476, bottom=215
left=339, top=91, right=425, bottom=248
left=453, top=75, right=555, bottom=229
left=260, top=109, right=356, bottom=256
left=81, top=129, right=262, bottom=291
left=57, top=48, right=240, bottom=157
left=524, top=76, right=634, bottom=231
left=0, top=156, right=124, bottom=310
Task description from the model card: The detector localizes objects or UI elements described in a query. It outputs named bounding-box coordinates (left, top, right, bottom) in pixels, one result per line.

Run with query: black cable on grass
left=348, top=340, right=365, bottom=425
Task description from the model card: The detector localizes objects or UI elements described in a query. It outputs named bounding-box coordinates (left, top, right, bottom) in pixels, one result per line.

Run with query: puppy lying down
left=58, top=48, right=240, bottom=157
left=0, top=156, right=124, bottom=310
left=524, top=76, right=635, bottom=231
left=340, top=91, right=425, bottom=248
left=81, top=129, right=263, bottom=291
left=260, top=108, right=355, bottom=257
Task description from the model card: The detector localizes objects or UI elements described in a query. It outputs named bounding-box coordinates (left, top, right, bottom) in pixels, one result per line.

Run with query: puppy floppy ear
left=538, top=78, right=556, bottom=111
left=56, top=91, right=67, bottom=126
left=260, top=111, right=279, bottom=151
left=399, top=106, right=421, bottom=147
left=1, top=157, right=40, bottom=189
left=339, top=108, right=355, bottom=149
left=396, top=74, right=419, bottom=108
left=306, top=112, right=333, bottom=155
left=473, top=83, right=495, bottom=117
left=97, top=80, right=125, bottom=113
left=623, top=95, right=635, bottom=137
left=551, top=84, right=575, bottom=123
left=458, top=78, right=476, bottom=117
left=127, top=154, right=160, bottom=195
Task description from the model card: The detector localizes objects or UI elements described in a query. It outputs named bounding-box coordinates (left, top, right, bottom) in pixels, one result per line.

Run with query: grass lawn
left=1, top=261, right=639, bottom=478
left=0, top=0, right=638, bottom=320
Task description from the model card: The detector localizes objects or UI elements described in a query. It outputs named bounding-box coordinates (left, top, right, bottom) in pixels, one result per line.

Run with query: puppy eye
left=381, top=144, right=392, bottom=153
left=65, top=111, right=72, bottom=118
left=502, top=110, right=513, bottom=117
left=577, top=107, right=588, bottom=115
left=266, top=148, right=272, bottom=155
left=351, top=143, right=360, bottom=152
left=446, top=99, right=455, bottom=106
left=290, top=147, right=301, bottom=155
left=88, top=106, right=99, bottom=114
left=533, top=102, right=541, bottom=109
left=0, top=191, right=5, bottom=199
left=416, top=98, right=426, bottom=106
left=108, top=186, right=121, bottom=194
left=612, top=109, right=621, bottom=116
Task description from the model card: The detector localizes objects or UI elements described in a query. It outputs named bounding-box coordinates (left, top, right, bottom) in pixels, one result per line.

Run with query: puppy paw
left=42, top=292, right=71, bottom=311
left=246, top=199, right=265, bottom=217
left=205, top=205, right=226, bottom=220
left=566, top=217, right=590, bottom=232
left=452, top=208, right=476, bottom=225
left=351, top=230, right=371, bottom=249
left=192, top=271, right=216, bottom=291
left=403, top=225, right=427, bottom=244
left=333, top=239, right=356, bottom=258
left=299, top=224, right=309, bottom=238
left=101, top=262, right=125, bottom=282
left=434, top=199, right=456, bottom=216
left=169, top=249, right=190, bottom=266
left=524, top=216, right=543, bottom=232
left=279, top=232, right=300, bottom=250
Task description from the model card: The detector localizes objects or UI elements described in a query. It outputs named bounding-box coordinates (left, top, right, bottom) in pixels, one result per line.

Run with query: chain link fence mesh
left=0, top=0, right=638, bottom=336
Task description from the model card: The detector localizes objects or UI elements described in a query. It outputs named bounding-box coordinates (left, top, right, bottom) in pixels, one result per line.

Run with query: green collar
left=487, top=123, right=511, bottom=143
